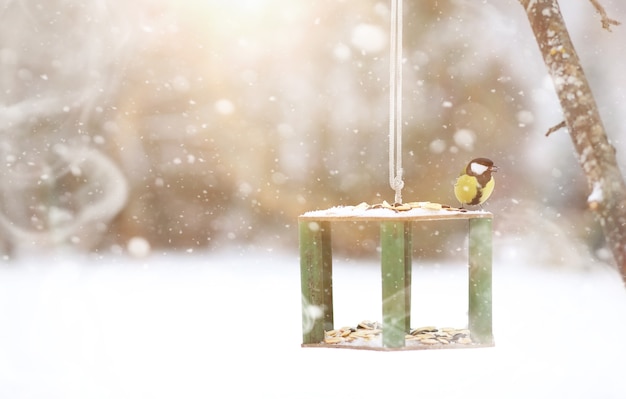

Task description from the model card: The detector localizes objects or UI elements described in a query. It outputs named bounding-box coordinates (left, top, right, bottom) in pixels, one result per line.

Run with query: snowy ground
left=0, top=247, right=625, bottom=399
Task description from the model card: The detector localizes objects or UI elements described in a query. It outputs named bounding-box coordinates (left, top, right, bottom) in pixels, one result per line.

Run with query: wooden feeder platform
left=299, top=201, right=494, bottom=351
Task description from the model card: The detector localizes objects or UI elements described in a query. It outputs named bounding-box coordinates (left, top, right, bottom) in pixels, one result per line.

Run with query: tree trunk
left=519, top=0, right=626, bottom=283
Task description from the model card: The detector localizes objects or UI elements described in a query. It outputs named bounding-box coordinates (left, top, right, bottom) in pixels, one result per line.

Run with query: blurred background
left=0, top=0, right=623, bottom=262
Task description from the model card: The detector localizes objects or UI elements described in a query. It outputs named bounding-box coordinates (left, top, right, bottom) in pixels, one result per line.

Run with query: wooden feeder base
left=301, top=342, right=494, bottom=351
left=299, top=205, right=494, bottom=351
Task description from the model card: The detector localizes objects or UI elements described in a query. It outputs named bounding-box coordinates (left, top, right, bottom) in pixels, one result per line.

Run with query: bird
left=454, top=158, right=498, bottom=208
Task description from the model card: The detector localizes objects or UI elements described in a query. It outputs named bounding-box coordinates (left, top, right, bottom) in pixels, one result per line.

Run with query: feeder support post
left=300, top=220, right=333, bottom=344
left=468, top=217, right=493, bottom=345
left=380, top=221, right=412, bottom=348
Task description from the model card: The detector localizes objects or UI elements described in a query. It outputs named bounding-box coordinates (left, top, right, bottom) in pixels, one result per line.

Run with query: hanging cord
left=388, top=0, right=404, bottom=204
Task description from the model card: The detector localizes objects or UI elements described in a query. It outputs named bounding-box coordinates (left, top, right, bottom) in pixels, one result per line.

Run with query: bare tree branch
left=519, top=0, right=626, bottom=284
left=545, top=120, right=567, bottom=137
left=589, top=0, right=621, bottom=31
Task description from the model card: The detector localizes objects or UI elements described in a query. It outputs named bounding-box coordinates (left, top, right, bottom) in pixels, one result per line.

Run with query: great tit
left=454, top=158, right=498, bottom=208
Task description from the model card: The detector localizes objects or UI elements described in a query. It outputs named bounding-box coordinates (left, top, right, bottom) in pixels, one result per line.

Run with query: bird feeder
left=299, top=203, right=493, bottom=350
left=299, top=0, right=494, bottom=350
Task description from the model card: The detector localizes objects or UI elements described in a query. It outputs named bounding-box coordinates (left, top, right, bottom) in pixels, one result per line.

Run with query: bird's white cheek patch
left=470, top=162, right=489, bottom=176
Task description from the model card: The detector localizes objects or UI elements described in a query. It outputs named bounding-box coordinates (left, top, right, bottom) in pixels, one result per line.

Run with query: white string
left=388, top=0, right=404, bottom=204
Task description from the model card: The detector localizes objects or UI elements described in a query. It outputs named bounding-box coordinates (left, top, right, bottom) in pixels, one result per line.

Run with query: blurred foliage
left=0, top=0, right=622, bottom=258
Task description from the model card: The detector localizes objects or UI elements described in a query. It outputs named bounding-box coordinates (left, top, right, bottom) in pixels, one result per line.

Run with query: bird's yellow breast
left=454, top=174, right=495, bottom=206
left=454, top=174, right=479, bottom=205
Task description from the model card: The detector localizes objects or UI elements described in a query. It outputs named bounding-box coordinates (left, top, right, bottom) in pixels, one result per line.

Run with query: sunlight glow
left=168, top=0, right=307, bottom=45
left=179, top=0, right=298, bottom=21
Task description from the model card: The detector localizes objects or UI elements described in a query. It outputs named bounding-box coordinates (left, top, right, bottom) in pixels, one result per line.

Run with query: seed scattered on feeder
left=324, top=322, right=474, bottom=347
left=410, top=326, right=438, bottom=334
left=357, top=320, right=381, bottom=330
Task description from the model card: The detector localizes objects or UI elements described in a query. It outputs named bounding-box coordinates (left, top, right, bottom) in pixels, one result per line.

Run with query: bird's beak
left=491, top=165, right=499, bottom=172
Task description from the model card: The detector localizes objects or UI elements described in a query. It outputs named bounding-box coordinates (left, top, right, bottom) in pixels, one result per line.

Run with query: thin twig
left=545, top=120, right=567, bottom=137
left=589, top=0, right=621, bottom=32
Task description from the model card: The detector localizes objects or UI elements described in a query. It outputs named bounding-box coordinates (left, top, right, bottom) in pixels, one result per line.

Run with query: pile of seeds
left=324, top=321, right=382, bottom=344
left=324, top=321, right=473, bottom=347
left=406, top=326, right=472, bottom=345
left=355, top=201, right=468, bottom=213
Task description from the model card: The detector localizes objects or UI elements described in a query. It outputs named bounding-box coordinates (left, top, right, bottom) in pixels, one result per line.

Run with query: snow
left=332, top=43, right=352, bottom=61
left=302, top=204, right=485, bottom=219
left=214, top=99, right=235, bottom=115
left=351, top=23, right=386, bottom=53
left=454, top=128, right=477, bottom=152
left=588, top=181, right=604, bottom=205
left=0, top=248, right=625, bottom=399
left=126, top=237, right=151, bottom=258
left=429, top=138, right=447, bottom=154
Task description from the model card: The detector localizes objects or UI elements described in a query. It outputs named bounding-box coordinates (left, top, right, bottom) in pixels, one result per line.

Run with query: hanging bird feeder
left=299, top=0, right=494, bottom=350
